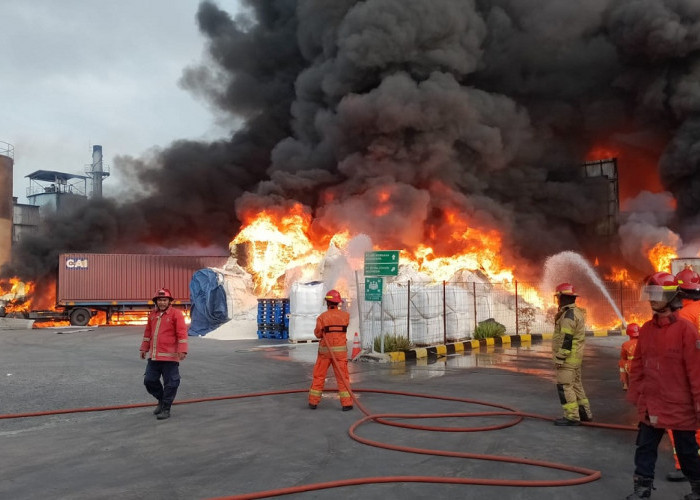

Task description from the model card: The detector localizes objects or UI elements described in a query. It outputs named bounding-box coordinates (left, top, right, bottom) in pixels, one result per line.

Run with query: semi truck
left=3, top=253, right=230, bottom=326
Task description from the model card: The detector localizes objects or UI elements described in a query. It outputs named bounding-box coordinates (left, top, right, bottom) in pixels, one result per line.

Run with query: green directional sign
left=364, top=250, right=399, bottom=276
left=364, top=277, right=383, bottom=301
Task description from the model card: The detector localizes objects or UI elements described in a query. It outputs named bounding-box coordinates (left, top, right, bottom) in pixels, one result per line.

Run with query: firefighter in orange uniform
left=139, top=288, right=188, bottom=420
left=619, top=323, right=639, bottom=391
left=666, top=267, right=700, bottom=482
left=308, top=290, right=353, bottom=411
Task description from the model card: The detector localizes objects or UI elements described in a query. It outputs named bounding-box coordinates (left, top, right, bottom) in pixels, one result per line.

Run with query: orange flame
left=231, top=205, right=323, bottom=296
left=230, top=205, right=545, bottom=307
left=0, top=278, right=36, bottom=313
left=648, top=242, right=678, bottom=273
left=605, top=267, right=636, bottom=285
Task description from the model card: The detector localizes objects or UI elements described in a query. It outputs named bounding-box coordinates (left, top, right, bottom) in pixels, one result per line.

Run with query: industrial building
left=0, top=142, right=109, bottom=271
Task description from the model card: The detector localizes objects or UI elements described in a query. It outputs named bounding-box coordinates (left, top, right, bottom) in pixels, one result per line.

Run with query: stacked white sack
left=289, top=282, right=325, bottom=342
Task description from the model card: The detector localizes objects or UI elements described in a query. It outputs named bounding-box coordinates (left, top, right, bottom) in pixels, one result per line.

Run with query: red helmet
left=325, top=289, right=342, bottom=304
left=555, top=283, right=577, bottom=296
left=626, top=323, right=639, bottom=338
left=641, top=272, right=678, bottom=304
left=153, top=288, right=174, bottom=302
left=676, top=267, right=700, bottom=289
left=682, top=282, right=700, bottom=293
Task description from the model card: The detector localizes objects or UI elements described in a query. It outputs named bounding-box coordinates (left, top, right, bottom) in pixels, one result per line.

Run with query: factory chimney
left=87, top=145, right=109, bottom=199
left=0, top=141, right=14, bottom=270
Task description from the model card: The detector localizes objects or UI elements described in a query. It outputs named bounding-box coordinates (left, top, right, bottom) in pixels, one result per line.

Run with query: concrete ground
left=0, top=325, right=692, bottom=499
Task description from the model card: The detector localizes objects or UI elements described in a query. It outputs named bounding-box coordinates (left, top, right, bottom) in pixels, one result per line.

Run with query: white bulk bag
left=290, top=281, right=325, bottom=316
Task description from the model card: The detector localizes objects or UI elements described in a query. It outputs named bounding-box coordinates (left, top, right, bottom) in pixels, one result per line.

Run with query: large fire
left=1, top=198, right=686, bottom=331
left=230, top=205, right=568, bottom=312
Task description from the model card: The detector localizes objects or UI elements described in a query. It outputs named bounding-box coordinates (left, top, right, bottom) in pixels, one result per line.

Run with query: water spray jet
left=542, top=251, right=626, bottom=328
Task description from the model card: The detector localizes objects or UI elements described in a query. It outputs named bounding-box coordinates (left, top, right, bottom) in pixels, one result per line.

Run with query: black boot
left=553, top=417, right=580, bottom=426
left=626, top=475, right=654, bottom=499
left=578, top=405, right=593, bottom=422
left=153, top=401, right=163, bottom=415
left=683, top=479, right=700, bottom=499
left=156, top=407, right=170, bottom=420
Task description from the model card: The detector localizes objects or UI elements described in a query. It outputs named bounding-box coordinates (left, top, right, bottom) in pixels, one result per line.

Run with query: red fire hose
left=0, top=336, right=636, bottom=498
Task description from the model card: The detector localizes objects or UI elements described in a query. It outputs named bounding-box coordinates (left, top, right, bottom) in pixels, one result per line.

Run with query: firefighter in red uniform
left=139, top=288, right=188, bottom=420
left=666, top=267, right=700, bottom=482
left=308, top=290, right=353, bottom=411
left=619, top=323, right=639, bottom=391
left=626, top=272, right=700, bottom=499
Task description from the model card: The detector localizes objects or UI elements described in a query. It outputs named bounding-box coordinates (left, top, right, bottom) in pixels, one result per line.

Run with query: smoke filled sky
left=1, top=0, right=239, bottom=202
left=3, top=0, right=700, bottom=283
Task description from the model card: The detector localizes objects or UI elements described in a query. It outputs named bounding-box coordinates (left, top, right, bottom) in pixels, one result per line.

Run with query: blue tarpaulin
left=188, top=268, right=229, bottom=337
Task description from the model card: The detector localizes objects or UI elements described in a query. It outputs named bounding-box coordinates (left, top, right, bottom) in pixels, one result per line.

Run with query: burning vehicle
left=1, top=254, right=229, bottom=326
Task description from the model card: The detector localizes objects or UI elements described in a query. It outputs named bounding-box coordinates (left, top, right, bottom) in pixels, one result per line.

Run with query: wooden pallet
left=288, top=338, right=319, bottom=344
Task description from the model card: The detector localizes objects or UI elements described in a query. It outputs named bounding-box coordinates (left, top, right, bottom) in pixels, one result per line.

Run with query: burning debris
left=4, top=1, right=700, bottom=329
left=0, top=278, right=32, bottom=316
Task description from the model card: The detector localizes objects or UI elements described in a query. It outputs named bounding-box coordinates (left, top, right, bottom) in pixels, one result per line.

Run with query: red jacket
left=140, top=306, right=188, bottom=362
left=627, top=311, right=700, bottom=430
left=619, top=338, right=638, bottom=377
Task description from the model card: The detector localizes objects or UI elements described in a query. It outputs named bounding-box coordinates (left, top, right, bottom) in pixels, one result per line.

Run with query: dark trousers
left=634, top=421, right=700, bottom=480
left=144, top=360, right=181, bottom=409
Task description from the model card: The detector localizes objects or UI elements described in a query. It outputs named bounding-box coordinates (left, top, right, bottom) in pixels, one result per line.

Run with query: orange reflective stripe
left=319, top=346, right=347, bottom=352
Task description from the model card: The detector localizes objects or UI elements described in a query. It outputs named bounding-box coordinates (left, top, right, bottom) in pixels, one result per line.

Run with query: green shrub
left=373, top=334, right=414, bottom=352
left=474, top=318, right=506, bottom=339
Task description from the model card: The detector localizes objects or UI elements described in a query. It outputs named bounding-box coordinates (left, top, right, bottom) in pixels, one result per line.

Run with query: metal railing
left=0, top=141, right=14, bottom=159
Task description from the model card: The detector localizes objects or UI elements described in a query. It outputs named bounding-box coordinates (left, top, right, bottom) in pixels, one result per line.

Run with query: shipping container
left=57, top=253, right=230, bottom=325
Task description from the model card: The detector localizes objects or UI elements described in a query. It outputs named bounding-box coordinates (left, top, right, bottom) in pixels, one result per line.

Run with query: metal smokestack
left=0, top=141, right=14, bottom=270
left=88, top=145, right=109, bottom=199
